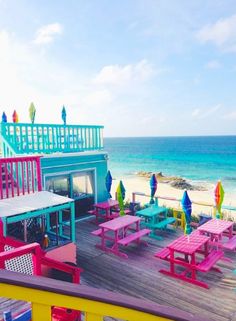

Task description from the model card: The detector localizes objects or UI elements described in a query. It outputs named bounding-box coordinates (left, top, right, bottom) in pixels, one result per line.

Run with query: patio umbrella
left=181, top=190, right=192, bottom=235
left=29, top=102, right=36, bottom=124
left=2, top=112, right=7, bottom=123
left=105, top=170, right=112, bottom=198
left=214, top=180, right=224, bottom=219
left=12, top=110, right=19, bottom=123
left=116, top=181, right=125, bottom=216
left=120, top=180, right=126, bottom=200
left=62, top=106, right=67, bottom=125
left=150, top=174, right=157, bottom=204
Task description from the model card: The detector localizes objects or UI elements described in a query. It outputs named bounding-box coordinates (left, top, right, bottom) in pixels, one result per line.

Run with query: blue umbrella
left=150, top=174, right=157, bottom=204
left=62, top=106, right=67, bottom=125
left=2, top=112, right=7, bottom=123
left=105, top=170, right=112, bottom=198
left=181, top=190, right=192, bottom=235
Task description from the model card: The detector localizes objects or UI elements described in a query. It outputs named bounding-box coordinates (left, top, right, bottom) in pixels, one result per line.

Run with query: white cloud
left=192, top=104, right=221, bottom=119
left=205, top=60, right=221, bottom=69
left=33, top=23, right=63, bottom=45
left=196, top=15, right=236, bottom=52
left=223, top=111, right=236, bottom=120
left=93, top=59, right=154, bottom=86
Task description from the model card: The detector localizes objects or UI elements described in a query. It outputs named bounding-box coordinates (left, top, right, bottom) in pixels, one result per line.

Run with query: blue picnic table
left=135, top=206, right=176, bottom=239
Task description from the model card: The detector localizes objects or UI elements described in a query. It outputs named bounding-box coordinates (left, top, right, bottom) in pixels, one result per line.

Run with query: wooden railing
left=0, top=122, right=104, bottom=155
left=0, top=156, right=42, bottom=199
left=0, top=270, right=210, bottom=321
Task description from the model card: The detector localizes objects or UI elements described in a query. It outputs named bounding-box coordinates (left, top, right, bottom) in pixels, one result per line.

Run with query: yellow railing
left=0, top=270, right=207, bottom=321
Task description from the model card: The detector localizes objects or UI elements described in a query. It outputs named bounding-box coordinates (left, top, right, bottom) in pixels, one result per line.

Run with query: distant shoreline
left=111, top=174, right=236, bottom=219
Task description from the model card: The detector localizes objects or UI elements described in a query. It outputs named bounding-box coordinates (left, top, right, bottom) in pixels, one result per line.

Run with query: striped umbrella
left=12, top=110, right=19, bottom=123
left=181, top=190, right=192, bottom=235
left=29, top=102, right=36, bottom=123
left=150, top=174, right=157, bottom=204
left=215, top=181, right=224, bottom=219
left=116, top=181, right=125, bottom=216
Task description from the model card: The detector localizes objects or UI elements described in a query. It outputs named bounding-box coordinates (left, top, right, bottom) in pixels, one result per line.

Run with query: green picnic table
left=135, top=206, right=176, bottom=240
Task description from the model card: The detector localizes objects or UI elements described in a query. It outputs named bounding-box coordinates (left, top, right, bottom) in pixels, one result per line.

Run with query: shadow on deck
left=76, top=219, right=236, bottom=321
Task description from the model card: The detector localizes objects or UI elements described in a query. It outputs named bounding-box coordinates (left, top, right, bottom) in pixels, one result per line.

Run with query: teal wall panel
left=40, top=151, right=109, bottom=203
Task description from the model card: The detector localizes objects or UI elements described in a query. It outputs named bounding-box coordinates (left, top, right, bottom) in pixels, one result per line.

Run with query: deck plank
left=1, top=218, right=236, bottom=321
left=77, top=219, right=236, bottom=321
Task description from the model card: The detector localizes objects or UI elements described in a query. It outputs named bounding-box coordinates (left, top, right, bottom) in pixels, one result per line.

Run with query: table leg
left=101, top=227, right=105, bottom=250
left=159, top=250, right=209, bottom=289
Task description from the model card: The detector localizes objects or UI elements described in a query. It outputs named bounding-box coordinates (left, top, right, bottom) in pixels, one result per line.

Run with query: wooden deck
left=1, top=218, right=236, bottom=320
left=76, top=219, right=236, bottom=321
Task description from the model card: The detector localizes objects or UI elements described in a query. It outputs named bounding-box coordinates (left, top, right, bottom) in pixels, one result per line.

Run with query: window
left=72, top=171, right=94, bottom=199
left=46, top=176, right=70, bottom=197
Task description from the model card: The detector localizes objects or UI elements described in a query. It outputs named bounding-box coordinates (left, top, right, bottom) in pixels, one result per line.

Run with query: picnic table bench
left=145, top=217, right=176, bottom=230
left=155, top=247, right=170, bottom=260
left=196, top=250, right=223, bottom=272
left=117, top=229, right=150, bottom=246
left=222, top=235, right=236, bottom=251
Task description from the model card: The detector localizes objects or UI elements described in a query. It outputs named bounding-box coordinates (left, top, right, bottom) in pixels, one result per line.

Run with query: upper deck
left=0, top=122, right=104, bottom=157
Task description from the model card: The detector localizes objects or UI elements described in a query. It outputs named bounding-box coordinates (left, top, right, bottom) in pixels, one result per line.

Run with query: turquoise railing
left=0, top=123, right=104, bottom=155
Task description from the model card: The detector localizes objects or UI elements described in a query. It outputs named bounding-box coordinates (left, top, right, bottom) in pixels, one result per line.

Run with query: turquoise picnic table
left=135, top=206, right=176, bottom=240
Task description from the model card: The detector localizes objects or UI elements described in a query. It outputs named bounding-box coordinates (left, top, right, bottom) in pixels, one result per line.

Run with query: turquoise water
left=104, top=136, right=236, bottom=194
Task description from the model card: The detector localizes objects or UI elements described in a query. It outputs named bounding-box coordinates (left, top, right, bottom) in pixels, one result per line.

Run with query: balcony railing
left=0, top=269, right=209, bottom=321
left=0, top=156, right=42, bottom=199
left=0, top=122, right=104, bottom=156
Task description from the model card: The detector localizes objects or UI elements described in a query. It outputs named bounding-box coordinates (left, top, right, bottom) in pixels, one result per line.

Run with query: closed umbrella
left=117, top=181, right=125, bottom=216
left=2, top=112, right=7, bottom=123
left=62, top=106, right=67, bottom=125
left=120, top=180, right=126, bottom=200
left=12, top=110, right=19, bottom=123
left=29, top=102, right=36, bottom=123
left=181, top=190, right=192, bottom=236
left=215, top=181, right=224, bottom=219
left=150, top=174, right=157, bottom=204
left=105, top=170, right=112, bottom=198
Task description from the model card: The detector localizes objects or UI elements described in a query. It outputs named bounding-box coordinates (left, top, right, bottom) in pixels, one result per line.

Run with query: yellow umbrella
left=116, top=181, right=125, bottom=216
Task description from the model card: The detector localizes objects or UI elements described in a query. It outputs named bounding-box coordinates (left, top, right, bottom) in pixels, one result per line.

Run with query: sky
left=0, top=0, right=236, bottom=137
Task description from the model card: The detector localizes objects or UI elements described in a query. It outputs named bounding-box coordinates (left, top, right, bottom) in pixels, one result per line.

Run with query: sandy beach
left=111, top=175, right=236, bottom=220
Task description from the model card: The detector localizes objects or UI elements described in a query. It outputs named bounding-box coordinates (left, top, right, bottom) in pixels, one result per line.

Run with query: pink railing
left=0, top=156, right=42, bottom=199
left=0, top=220, right=82, bottom=283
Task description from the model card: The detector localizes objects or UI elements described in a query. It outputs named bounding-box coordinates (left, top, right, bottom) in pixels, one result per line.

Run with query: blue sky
left=0, top=0, right=236, bottom=136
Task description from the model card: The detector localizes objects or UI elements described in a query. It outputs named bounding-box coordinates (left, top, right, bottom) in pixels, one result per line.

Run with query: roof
left=0, top=191, right=73, bottom=218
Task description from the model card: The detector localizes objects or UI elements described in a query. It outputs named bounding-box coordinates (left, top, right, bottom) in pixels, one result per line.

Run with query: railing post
left=132, top=192, right=136, bottom=203
left=32, top=302, right=51, bottom=321
left=36, top=157, right=42, bottom=191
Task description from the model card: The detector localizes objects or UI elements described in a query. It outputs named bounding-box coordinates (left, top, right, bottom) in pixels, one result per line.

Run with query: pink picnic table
left=197, top=219, right=233, bottom=241
left=197, top=219, right=236, bottom=257
left=93, top=199, right=119, bottom=221
left=96, top=215, right=147, bottom=259
left=159, top=233, right=223, bottom=289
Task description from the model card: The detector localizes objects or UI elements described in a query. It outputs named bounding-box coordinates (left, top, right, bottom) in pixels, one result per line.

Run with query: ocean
left=104, top=136, right=236, bottom=194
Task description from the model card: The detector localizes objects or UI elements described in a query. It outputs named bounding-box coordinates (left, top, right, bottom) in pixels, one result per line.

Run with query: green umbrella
left=29, top=102, right=36, bottom=124
left=116, top=181, right=125, bottom=216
